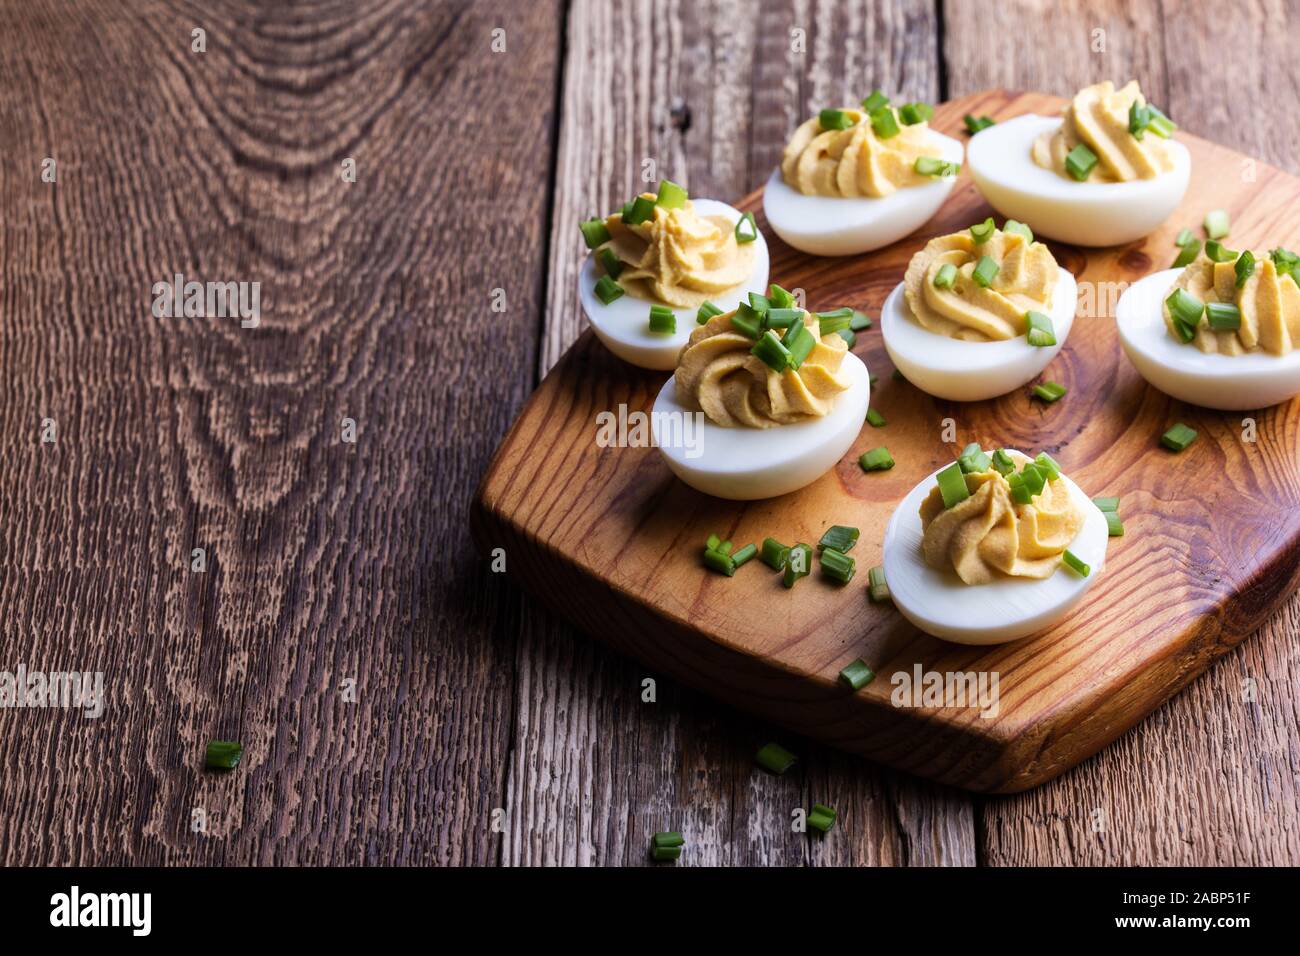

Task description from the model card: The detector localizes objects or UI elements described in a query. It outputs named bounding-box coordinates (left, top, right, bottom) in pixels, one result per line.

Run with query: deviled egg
left=883, top=448, right=1108, bottom=644
left=763, top=92, right=964, bottom=256
left=1117, top=246, right=1300, bottom=409
left=880, top=219, right=1077, bottom=401
left=578, top=181, right=770, bottom=370
left=653, top=294, right=870, bottom=499
left=967, top=81, right=1190, bottom=247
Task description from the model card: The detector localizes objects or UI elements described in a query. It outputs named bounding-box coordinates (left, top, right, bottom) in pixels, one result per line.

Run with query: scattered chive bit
left=650, top=832, right=683, bottom=860
left=1204, top=208, right=1230, bottom=240
left=734, top=211, right=758, bottom=244
left=1271, top=247, right=1299, bottom=279
left=869, top=372, right=878, bottom=387
left=706, top=533, right=721, bottom=550
left=1128, top=100, right=1151, bottom=139
left=1234, top=249, right=1255, bottom=288
left=756, top=742, right=797, bottom=775
left=870, top=106, right=900, bottom=139
left=620, top=199, right=635, bottom=220
left=1206, top=301, right=1242, bottom=331
left=807, top=803, right=837, bottom=834
left=866, top=407, right=887, bottom=428
left=914, top=156, right=959, bottom=177
left=892, top=368, right=905, bottom=381
left=957, top=442, right=991, bottom=473
left=936, top=462, right=969, bottom=508
left=850, top=310, right=872, bottom=331
left=818, top=525, right=859, bottom=553
left=703, top=548, right=736, bottom=577
left=718, top=540, right=733, bottom=553
left=1006, top=471, right=1032, bottom=504
left=1205, top=239, right=1238, bottom=263
left=731, top=543, right=758, bottom=568
left=1065, top=142, right=1098, bottom=181
left=782, top=543, right=813, bottom=588
left=766, top=307, right=802, bottom=329
left=816, top=306, right=854, bottom=335
left=760, top=537, right=791, bottom=571
left=648, top=305, right=676, bottom=335
left=579, top=217, right=611, bottom=249
left=625, top=194, right=656, bottom=225
left=656, top=180, right=688, bottom=209
left=859, top=446, right=894, bottom=472
left=1062, top=549, right=1090, bottom=577
left=1105, top=512, right=1125, bottom=537
left=898, top=102, right=934, bottom=125
left=650, top=845, right=682, bottom=862
left=1020, top=462, right=1046, bottom=496
left=963, top=114, right=995, bottom=134
left=1145, top=103, right=1176, bottom=138
left=861, top=89, right=890, bottom=112
left=819, top=547, right=856, bottom=585
left=782, top=321, right=817, bottom=369
left=1033, top=380, right=1067, bottom=403
left=598, top=246, right=623, bottom=279
left=991, top=448, right=1016, bottom=476
left=1003, top=219, right=1033, bottom=243
left=1025, top=310, right=1056, bottom=347
left=1034, top=451, right=1061, bottom=480
left=697, top=300, right=723, bottom=325
left=749, top=291, right=772, bottom=312
left=1160, top=422, right=1197, bottom=452
left=751, top=330, right=792, bottom=372
left=969, top=216, right=995, bottom=244
left=730, top=303, right=764, bottom=338
left=867, top=565, right=890, bottom=603
left=839, top=659, right=876, bottom=690
left=653, top=830, right=684, bottom=849
left=1165, top=287, right=1204, bottom=342
left=933, top=262, right=958, bottom=289
left=205, top=740, right=243, bottom=770
left=1092, top=496, right=1120, bottom=512
left=972, top=255, right=999, bottom=288
left=594, top=275, right=624, bottom=305
left=1175, top=227, right=1195, bottom=247
left=1172, top=239, right=1201, bottom=268
left=819, top=107, right=853, bottom=131
left=837, top=328, right=856, bottom=348
left=769, top=283, right=796, bottom=308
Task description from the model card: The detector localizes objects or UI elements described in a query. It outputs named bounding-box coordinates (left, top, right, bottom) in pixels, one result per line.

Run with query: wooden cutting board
left=471, top=90, right=1300, bottom=793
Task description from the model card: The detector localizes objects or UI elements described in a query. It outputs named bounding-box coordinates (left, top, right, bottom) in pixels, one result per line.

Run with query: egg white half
left=761, top=131, right=964, bottom=257
left=578, top=199, right=770, bottom=371
left=882, top=457, right=1108, bottom=645
left=967, top=115, right=1190, bottom=247
left=1116, top=268, right=1300, bottom=410
left=651, top=352, right=871, bottom=500
left=880, top=267, right=1077, bottom=401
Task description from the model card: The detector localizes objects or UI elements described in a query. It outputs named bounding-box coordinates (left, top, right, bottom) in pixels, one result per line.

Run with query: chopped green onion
left=1033, top=381, right=1067, bottom=403
left=1145, top=103, right=1176, bottom=138
left=766, top=307, right=803, bottom=329
left=697, top=300, right=723, bottom=324
left=1062, top=549, right=1090, bottom=577
left=760, top=537, right=791, bottom=571
left=859, top=447, right=894, bottom=472
left=1128, top=100, right=1151, bottom=139
left=734, top=211, right=758, bottom=244
left=1092, top=496, right=1120, bottom=513
left=892, top=368, right=905, bottom=381
left=1206, top=301, right=1242, bottom=331
left=958, top=442, right=991, bottom=474
left=936, top=462, right=969, bottom=508
left=807, top=803, right=837, bottom=834
left=991, top=448, right=1016, bottom=476
left=964, top=114, right=995, bottom=134
left=868, top=565, right=890, bottom=603
left=933, top=262, right=958, bottom=289
left=969, top=217, right=995, bottom=244
left=781, top=321, right=817, bottom=369
left=730, top=543, right=757, bottom=568
left=748, top=291, right=771, bottom=313
left=782, top=544, right=813, bottom=588
left=1065, top=142, right=1098, bottom=181
left=1006, top=471, right=1032, bottom=504
left=914, top=156, right=959, bottom=177
left=819, top=107, right=853, bottom=131
left=717, top=540, right=732, bottom=554
left=870, top=106, right=900, bottom=139
left=819, top=547, right=856, bottom=585
left=898, top=102, right=934, bottom=125
left=594, top=275, right=624, bottom=304
left=625, top=195, right=656, bottom=225
left=756, top=742, right=797, bottom=774
left=1003, top=219, right=1034, bottom=242
left=620, top=199, right=635, bottom=220
left=850, top=310, right=872, bottom=331
left=815, top=307, right=854, bottom=335
left=706, top=533, right=721, bottom=550
left=206, top=740, right=243, bottom=769
left=1034, top=452, right=1061, bottom=481
left=1234, top=249, right=1255, bottom=287
left=1165, top=288, right=1204, bottom=333
left=869, top=372, right=878, bottom=386
left=861, top=90, right=890, bottom=112
left=1105, top=512, right=1125, bottom=537
left=1172, top=239, right=1201, bottom=268
left=866, top=408, right=886, bottom=428
left=818, top=525, right=859, bottom=553
left=656, top=180, right=688, bottom=208
left=730, top=303, right=764, bottom=338
left=580, top=218, right=611, bottom=249
left=598, top=247, right=624, bottom=279
left=837, top=328, right=856, bottom=348
left=839, top=659, right=876, bottom=690
left=1020, top=462, right=1046, bottom=497
left=972, top=255, right=999, bottom=288
left=703, top=548, right=736, bottom=576
left=1205, top=239, right=1238, bottom=263
left=1175, top=227, right=1194, bottom=247
left=1160, top=422, right=1197, bottom=452
left=653, top=831, right=684, bottom=848
left=1204, top=208, right=1230, bottom=240
left=769, top=284, right=796, bottom=309
left=648, top=305, right=676, bottom=334
left=650, top=845, right=681, bottom=861
left=751, top=330, right=792, bottom=372
left=1026, top=310, right=1056, bottom=347
left=1270, top=247, right=1299, bottom=279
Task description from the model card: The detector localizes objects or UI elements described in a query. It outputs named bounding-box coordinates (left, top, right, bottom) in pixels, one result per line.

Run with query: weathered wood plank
left=0, top=0, right=562, bottom=865
left=508, top=0, right=975, bottom=866
left=944, top=0, right=1300, bottom=865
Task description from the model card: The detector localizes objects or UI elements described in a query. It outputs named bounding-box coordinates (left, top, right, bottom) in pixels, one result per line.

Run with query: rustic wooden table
left=2, top=0, right=1296, bottom=866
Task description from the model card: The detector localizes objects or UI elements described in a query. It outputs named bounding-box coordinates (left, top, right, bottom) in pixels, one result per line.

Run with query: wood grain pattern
left=475, top=89, right=1300, bottom=796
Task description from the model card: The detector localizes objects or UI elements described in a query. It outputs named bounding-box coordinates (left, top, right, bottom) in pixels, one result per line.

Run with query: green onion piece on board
left=957, top=442, right=991, bottom=473
left=751, top=330, right=793, bottom=372
left=1206, top=301, right=1242, bottom=331
left=760, top=538, right=791, bottom=571
left=656, top=180, right=689, bottom=208
left=866, top=408, right=887, bottom=428
left=781, top=322, right=817, bottom=369
left=991, top=448, right=1016, bottom=476
left=598, top=247, right=623, bottom=279
left=867, top=565, right=890, bottom=603
left=859, top=447, right=894, bottom=471
left=1092, top=497, right=1120, bottom=512
left=648, top=305, right=676, bottom=335
left=819, top=547, right=856, bottom=585
left=1204, top=239, right=1238, bottom=263
left=703, top=548, right=736, bottom=576
left=899, top=102, right=934, bottom=125
left=734, top=211, right=758, bottom=244
left=706, top=533, right=721, bottom=550
left=730, top=303, right=764, bottom=338
left=650, top=845, right=682, bottom=861
left=839, top=659, right=876, bottom=690
left=870, top=106, right=900, bottom=139
left=819, top=107, right=853, bottom=131
left=1065, top=142, right=1098, bottom=181
left=653, top=831, right=684, bottom=848
left=731, top=543, right=758, bottom=568
left=594, top=275, right=624, bottom=304
left=1171, top=239, right=1201, bottom=268
left=807, top=804, right=837, bottom=833
left=1234, top=250, right=1255, bottom=288
left=1006, top=471, right=1032, bottom=505
left=1160, top=422, right=1197, bottom=451
left=1062, top=550, right=1090, bottom=577
left=963, top=114, right=995, bottom=133
left=697, top=300, right=723, bottom=324
left=1034, top=452, right=1061, bottom=481
left=936, top=462, right=969, bottom=507
left=851, top=310, right=872, bottom=331
left=206, top=740, right=243, bottom=770
left=1166, top=288, right=1204, bottom=331
left=816, top=307, right=853, bottom=335
left=818, top=525, right=859, bottom=553
left=782, top=543, right=813, bottom=588
left=769, top=284, right=796, bottom=308
left=1204, top=208, right=1230, bottom=240
left=1020, top=462, right=1046, bottom=497
left=972, top=255, right=999, bottom=287
left=1025, top=310, right=1056, bottom=346
left=1105, top=512, right=1125, bottom=537
left=1033, top=381, right=1067, bottom=402
left=933, top=263, right=958, bottom=289
left=837, top=328, right=856, bottom=348
left=1175, top=227, right=1194, bottom=247
left=625, top=195, right=657, bottom=225
left=861, top=90, right=890, bottom=112
left=970, top=216, right=995, bottom=244
left=717, top=540, right=733, bottom=555
left=1003, top=219, right=1034, bottom=242
left=579, top=218, right=611, bottom=249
